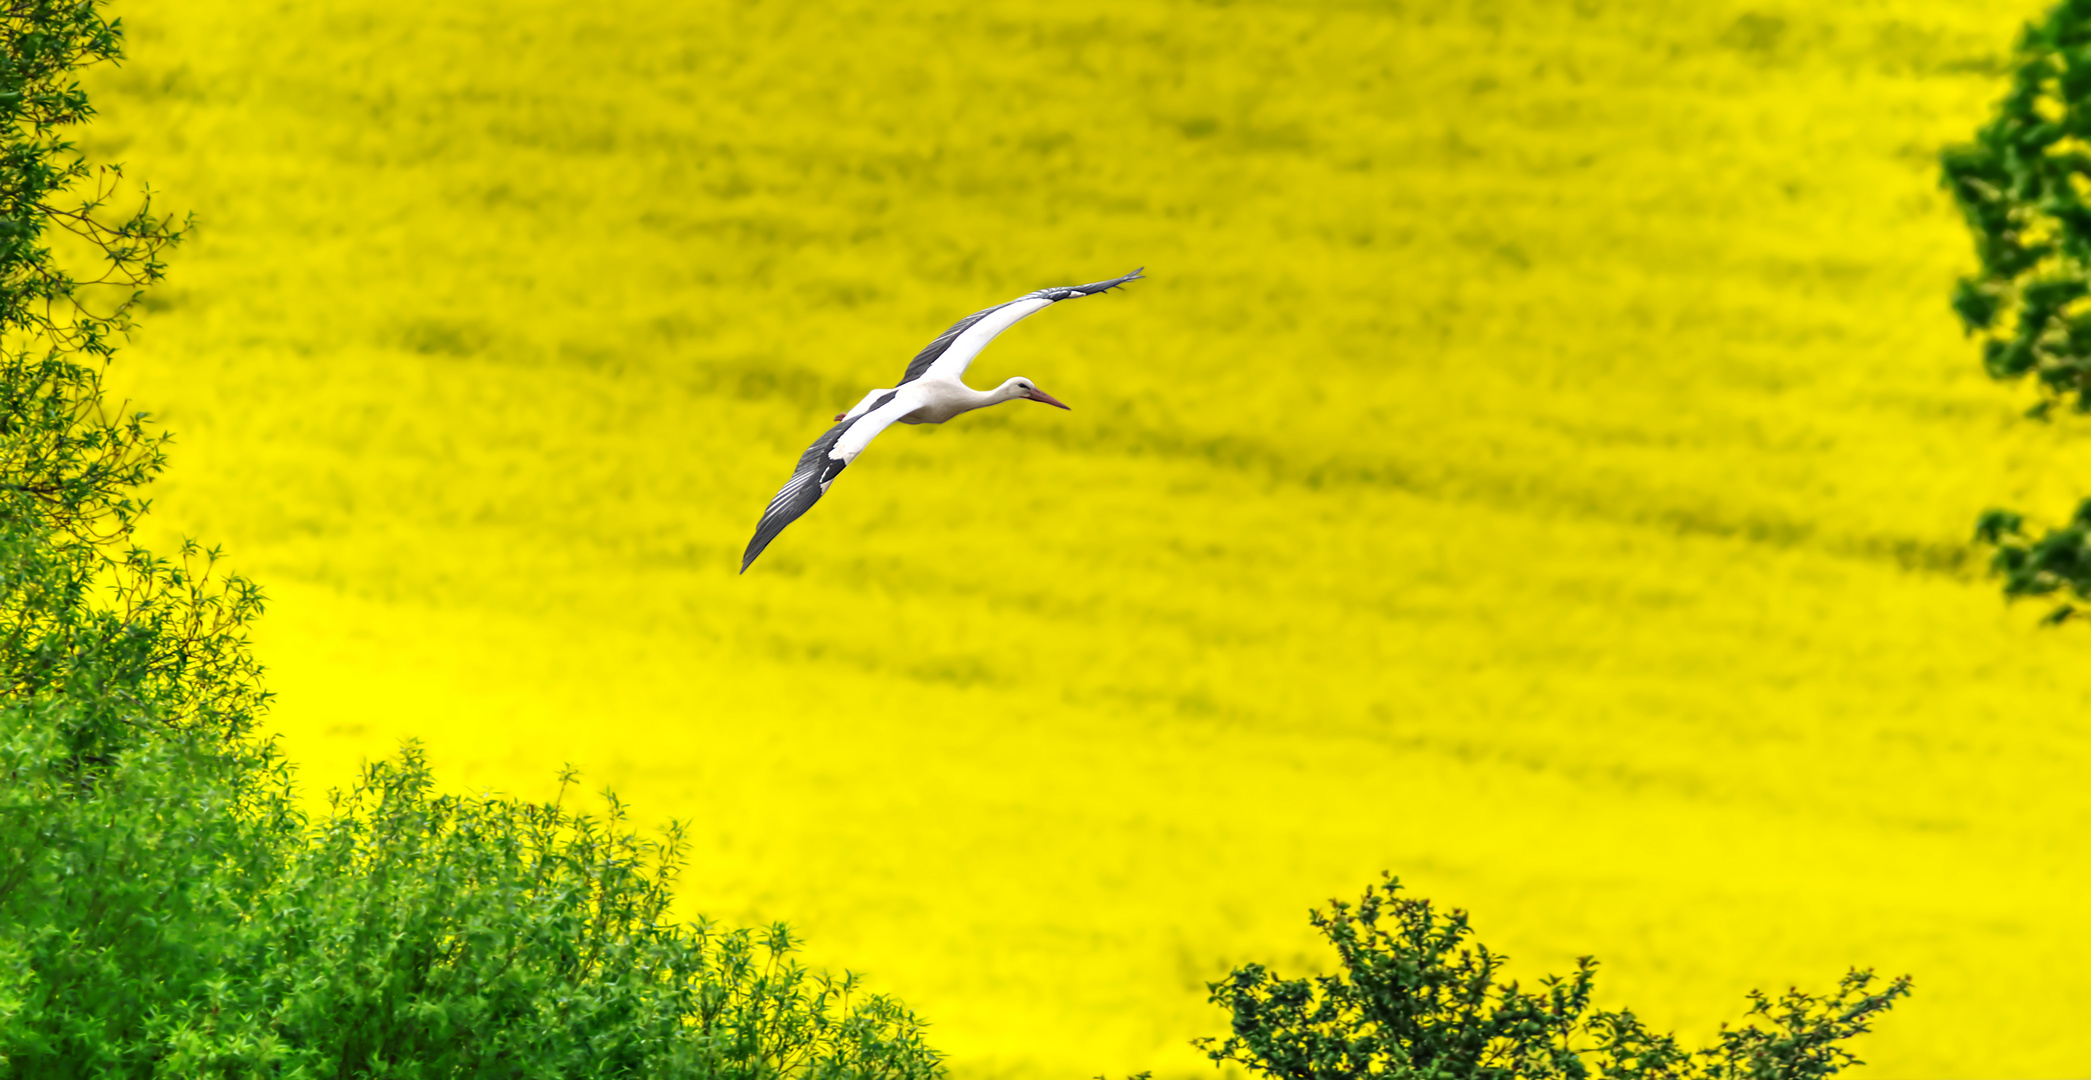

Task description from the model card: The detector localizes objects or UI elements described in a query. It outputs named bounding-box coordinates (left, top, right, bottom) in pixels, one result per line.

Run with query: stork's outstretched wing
left=740, top=389, right=919, bottom=572
left=893, top=268, right=1144, bottom=388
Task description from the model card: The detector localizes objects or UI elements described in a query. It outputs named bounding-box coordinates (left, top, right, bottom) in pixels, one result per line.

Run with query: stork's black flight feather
left=739, top=394, right=893, bottom=573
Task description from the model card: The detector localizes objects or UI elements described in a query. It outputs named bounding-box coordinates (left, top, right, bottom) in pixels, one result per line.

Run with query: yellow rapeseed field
left=87, top=0, right=2087, bottom=1075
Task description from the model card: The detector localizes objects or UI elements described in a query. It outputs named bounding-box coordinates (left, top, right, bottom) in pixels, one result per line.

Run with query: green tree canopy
left=1196, top=874, right=1910, bottom=1080
left=1943, top=0, right=2091, bottom=621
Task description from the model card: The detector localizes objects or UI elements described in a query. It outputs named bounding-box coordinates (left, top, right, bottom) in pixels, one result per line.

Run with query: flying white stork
left=740, top=268, right=1145, bottom=573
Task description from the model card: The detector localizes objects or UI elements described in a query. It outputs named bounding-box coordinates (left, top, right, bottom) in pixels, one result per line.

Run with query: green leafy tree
left=1196, top=874, right=1909, bottom=1080
left=0, top=4, right=944, bottom=1076
left=0, top=1, right=272, bottom=1067
left=1941, top=0, right=2091, bottom=622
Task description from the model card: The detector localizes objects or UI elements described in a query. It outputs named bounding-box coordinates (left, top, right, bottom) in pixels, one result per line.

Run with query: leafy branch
left=1943, top=0, right=2091, bottom=621
left=1197, top=874, right=1910, bottom=1080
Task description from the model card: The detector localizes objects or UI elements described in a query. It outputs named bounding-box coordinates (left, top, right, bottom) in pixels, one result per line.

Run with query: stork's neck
left=913, top=375, right=1064, bottom=422
left=984, top=379, right=1029, bottom=406
left=945, top=378, right=1026, bottom=411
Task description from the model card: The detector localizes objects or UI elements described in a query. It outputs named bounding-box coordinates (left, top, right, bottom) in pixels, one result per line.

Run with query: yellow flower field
left=89, top=0, right=2085, bottom=1075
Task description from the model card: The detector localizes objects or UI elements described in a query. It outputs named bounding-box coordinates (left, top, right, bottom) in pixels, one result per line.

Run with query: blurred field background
left=84, top=0, right=2089, bottom=1076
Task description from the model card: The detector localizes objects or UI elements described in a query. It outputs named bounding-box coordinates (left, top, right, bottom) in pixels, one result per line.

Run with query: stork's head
left=1000, top=377, right=1070, bottom=410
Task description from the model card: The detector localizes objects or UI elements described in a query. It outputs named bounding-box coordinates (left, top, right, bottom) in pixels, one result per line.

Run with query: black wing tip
left=743, top=454, right=847, bottom=574
left=1099, top=267, right=1145, bottom=293
left=741, top=523, right=789, bottom=572
left=740, top=509, right=794, bottom=573
left=1091, top=267, right=1145, bottom=293
left=1043, top=267, right=1149, bottom=302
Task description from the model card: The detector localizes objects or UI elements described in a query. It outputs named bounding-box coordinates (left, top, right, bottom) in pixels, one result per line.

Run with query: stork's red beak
left=1026, top=386, right=1071, bottom=410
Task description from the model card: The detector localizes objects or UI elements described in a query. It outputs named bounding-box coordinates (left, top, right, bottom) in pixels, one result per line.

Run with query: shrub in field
left=219, top=748, right=941, bottom=1080
left=0, top=4, right=942, bottom=1076
left=1943, top=0, right=2091, bottom=621
left=7, top=726, right=942, bottom=1078
left=1196, top=874, right=1909, bottom=1080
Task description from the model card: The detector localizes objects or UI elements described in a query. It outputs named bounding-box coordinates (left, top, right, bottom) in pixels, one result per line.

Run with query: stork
left=740, top=268, right=1145, bottom=573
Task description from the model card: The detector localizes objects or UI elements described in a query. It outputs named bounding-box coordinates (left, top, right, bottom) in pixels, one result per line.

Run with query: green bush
left=0, top=4, right=943, bottom=1076
left=218, top=749, right=941, bottom=1079
left=1196, top=874, right=1909, bottom=1080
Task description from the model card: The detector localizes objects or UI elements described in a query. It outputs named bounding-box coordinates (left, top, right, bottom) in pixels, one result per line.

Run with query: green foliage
left=1943, top=0, right=2091, bottom=618
left=1940, top=0, right=2091, bottom=409
left=0, top=4, right=944, bottom=1076
left=1197, top=875, right=1910, bottom=1080
left=1972, top=500, right=2091, bottom=623
left=146, top=748, right=943, bottom=1079
left=0, top=4, right=276, bottom=1066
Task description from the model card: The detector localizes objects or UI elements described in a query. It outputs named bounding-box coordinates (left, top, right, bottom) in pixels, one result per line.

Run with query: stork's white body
left=825, top=376, right=1053, bottom=490
left=838, top=374, right=1033, bottom=428
left=895, top=378, right=990, bottom=425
